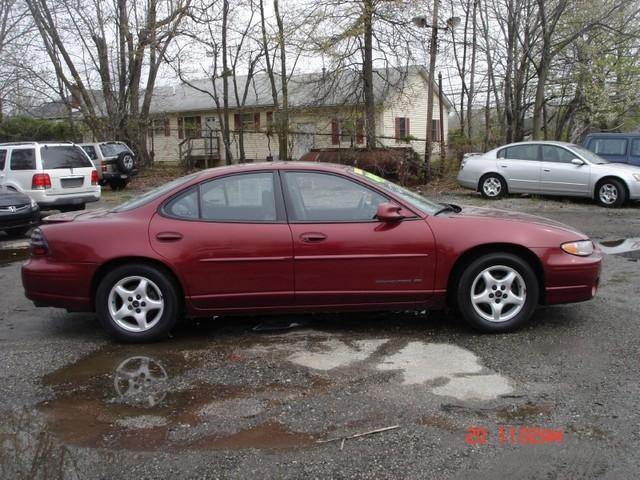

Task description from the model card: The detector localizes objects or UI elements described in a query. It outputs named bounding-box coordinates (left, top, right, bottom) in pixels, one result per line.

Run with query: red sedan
left=22, top=162, right=601, bottom=342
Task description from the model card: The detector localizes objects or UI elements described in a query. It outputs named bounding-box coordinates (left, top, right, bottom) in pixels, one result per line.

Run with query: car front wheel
left=479, top=174, right=506, bottom=199
left=596, top=178, right=626, bottom=208
left=456, top=253, right=539, bottom=333
left=96, top=264, right=179, bottom=342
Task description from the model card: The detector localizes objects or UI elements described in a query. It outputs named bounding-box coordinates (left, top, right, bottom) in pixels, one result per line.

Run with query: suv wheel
left=117, top=152, right=135, bottom=173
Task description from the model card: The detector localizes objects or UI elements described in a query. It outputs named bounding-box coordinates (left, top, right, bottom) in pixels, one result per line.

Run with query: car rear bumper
left=32, top=192, right=101, bottom=208
left=457, top=171, right=478, bottom=190
left=22, top=257, right=96, bottom=311
left=532, top=247, right=602, bottom=304
left=102, top=168, right=139, bottom=182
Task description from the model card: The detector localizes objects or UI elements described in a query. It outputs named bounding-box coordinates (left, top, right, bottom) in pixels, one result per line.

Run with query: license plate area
left=61, top=177, right=84, bottom=188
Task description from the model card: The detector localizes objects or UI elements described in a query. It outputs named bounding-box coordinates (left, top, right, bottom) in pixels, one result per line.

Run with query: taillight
left=30, top=228, right=49, bottom=256
left=91, top=169, right=99, bottom=185
left=101, top=161, right=107, bottom=173
left=32, top=173, right=51, bottom=190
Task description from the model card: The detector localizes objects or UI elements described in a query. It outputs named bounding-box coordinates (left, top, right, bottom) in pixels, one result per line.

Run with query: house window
left=431, top=119, right=442, bottom=142
left=178, top=116, right=201, bottom=139
left=331, top=118, right=362, bottom=145
left=395, top=117, right=410, bottom=142
left=234, top=113, right=260, bottom=131
left=152, top=117, right=170, bottom=136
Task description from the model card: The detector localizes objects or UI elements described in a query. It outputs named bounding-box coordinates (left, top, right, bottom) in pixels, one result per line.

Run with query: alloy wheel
left=470, top=265, right=526, bottom=323
left=108, top=276, right=164, bottom=332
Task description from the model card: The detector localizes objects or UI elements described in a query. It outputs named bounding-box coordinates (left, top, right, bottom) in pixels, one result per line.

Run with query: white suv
left=0, top=142, right=100, bottom=211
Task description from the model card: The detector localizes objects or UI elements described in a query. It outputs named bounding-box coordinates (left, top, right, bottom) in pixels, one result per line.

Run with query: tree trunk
left=274, top=0, right=288, bottom=160
left=362, top=0, right=375, bottom=149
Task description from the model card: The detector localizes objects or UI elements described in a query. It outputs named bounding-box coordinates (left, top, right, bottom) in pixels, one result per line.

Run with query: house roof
left=149, top=65, right=452, bottom=114
left=19, top=101, right=80, bottom=120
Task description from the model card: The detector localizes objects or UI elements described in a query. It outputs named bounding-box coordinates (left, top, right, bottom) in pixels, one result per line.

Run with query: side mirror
left=376, top=202, right=404, bottom=222
left=571, top=158, right=585, bottom=166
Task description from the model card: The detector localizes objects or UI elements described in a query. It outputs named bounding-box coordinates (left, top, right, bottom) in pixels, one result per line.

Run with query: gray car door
left=539, top=145, right=591, bottom=196
left=497, top=144, right=541, bottom=193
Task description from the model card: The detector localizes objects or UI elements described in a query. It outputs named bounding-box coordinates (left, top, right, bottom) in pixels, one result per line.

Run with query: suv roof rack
left=0, top=141, right=38, bottom=146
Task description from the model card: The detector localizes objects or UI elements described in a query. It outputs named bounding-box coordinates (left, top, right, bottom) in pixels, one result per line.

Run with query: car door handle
left=543, top=168, right=551, bottom=172
left=156, top=232, right=183, bottom=242
left=499, top=164, right=508, bottom=168
left=300, top=232, right=327, bottom=243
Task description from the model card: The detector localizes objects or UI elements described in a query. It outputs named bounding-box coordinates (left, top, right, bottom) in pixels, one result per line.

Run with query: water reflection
left=113, top=356, right=169, bottom=407
left=598, top=238, right=640, bottom=255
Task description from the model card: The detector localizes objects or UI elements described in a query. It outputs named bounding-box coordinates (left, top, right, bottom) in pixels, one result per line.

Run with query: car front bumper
left=0, top=208, right=40, bottom=231
left=532, top=247, right=602, bottom=304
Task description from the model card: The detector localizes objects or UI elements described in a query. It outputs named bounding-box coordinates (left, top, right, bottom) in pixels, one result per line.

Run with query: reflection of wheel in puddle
left=113, top=356, right=168, bottom=407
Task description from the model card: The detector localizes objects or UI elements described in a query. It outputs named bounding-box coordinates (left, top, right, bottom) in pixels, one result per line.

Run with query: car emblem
left=9, top=206, right=16, bottom=213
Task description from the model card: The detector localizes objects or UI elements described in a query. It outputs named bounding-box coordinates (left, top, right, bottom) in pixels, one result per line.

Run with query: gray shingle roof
left=149, top=65, right=451, bottom=114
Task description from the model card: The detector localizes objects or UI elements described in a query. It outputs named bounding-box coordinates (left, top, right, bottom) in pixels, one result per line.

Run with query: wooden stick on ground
left=316, top=425, right=400, bottom=444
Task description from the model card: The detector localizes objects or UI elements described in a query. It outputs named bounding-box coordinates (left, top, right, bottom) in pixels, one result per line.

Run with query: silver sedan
left=457, top=141, right=640, bottom=207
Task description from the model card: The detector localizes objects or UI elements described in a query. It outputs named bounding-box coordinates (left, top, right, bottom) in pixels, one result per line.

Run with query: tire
left=59, top=204, right=85, bottom=212
left=4, top=226, right=30, bottom=237
left=479, top=174, right=506, bottom=199
left=109, top=179, right=128, bottom=191
left=596, top=178, right=626, bottom=208
left=456, top=253, right=539, bottom=333
left=96, top=264, right=180, bottom=343
left=116, top=152, right=135, bottom=173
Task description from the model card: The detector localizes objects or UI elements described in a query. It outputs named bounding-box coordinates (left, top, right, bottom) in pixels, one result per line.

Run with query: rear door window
left=0, top=150, right=6, bottom=170
left=40, top=146, right=93, bottom=169
left=82, top=145, right=98, bottom=160
left=100, top=143, right=130, bottom=157
left=501, top=144, right=539, bottom=161
left=590, top=139, right=627, bottom=156
left=630, top=140, right=640, bottom=157
left=10, top=148, right=36, bottom=170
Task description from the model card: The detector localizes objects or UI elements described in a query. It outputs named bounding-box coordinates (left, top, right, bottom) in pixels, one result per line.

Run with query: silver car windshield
left=571, top=145, right=609, bottom=165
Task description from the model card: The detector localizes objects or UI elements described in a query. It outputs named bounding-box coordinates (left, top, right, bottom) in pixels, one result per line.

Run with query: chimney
left=69, top=85, right=81, bottom=108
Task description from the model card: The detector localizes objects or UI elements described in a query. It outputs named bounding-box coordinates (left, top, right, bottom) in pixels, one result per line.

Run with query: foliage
left=0, top=116, right=78, bottom=142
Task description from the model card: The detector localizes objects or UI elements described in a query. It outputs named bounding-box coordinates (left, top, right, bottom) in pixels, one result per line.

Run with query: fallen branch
left=316, top=425, right=400, bottom=444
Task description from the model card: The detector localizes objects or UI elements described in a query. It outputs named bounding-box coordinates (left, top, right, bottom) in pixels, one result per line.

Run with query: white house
left=145, top=65, right=451, bottom=165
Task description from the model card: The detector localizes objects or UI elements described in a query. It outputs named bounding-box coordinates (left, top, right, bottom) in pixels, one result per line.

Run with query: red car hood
left=456, top=205, right=588, bottom=238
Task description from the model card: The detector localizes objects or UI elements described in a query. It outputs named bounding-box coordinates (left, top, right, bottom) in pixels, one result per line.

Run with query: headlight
left=561, top=240, right=594, bottom=256
left=632, top=173, right=640, bottom=181
left=30, top=197, right=38, bottom=209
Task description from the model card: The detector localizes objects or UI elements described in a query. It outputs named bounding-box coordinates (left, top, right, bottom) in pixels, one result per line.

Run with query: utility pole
left=438, top=71, right=446, bottom=175
left=423, top=0, right=438, bottom=182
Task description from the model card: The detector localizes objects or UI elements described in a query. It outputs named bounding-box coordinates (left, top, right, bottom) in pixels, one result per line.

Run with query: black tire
left=109, top=179, right=128, bottom=191
left=456, top=252, right=539, bottom=333
left=4, top=226, right=30, bottom=237
left=96, top=264, right=180, bottom=343
left=595, top=178, right=626, bottom=208
left=479, top=174, right=506, bottom=199
left=116, top=152, right=135, bottom=173
left=59, top=203, right=85, bottom=212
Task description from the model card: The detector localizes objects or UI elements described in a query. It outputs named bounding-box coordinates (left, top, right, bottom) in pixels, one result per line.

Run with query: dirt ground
left=1, top=171, right=639, bottom=479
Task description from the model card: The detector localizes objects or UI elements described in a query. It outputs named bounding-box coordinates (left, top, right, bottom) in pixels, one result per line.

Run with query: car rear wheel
left=456, top=253, right=539, bottom=333
left=96, top=264, right=179, bottom=342
left=479, top=174, right=506, bottom=199
left=596, top=178, right=626, bottom=208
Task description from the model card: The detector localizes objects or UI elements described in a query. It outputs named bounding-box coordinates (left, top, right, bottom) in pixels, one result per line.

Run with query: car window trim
left=159, top=170, right=286, bottom=224
left=280, top=169, right=420, bottom=224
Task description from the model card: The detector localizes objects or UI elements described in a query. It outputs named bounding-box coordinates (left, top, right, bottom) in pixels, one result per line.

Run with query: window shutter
left=395, top=117, right=400, bottom=142
left=196, top=116, right=202, bottom=137
left=178, top=117, right=184, bottom=139
left=331, top=119, right=340, bottom=145
left=234, top=113, right=241, bottom=131
left=431, top=119, right=440, bottom=142
left=266, top=111, right=273, bottom=126
left=356, top=118, right=364, bottom=144
left=254, top=112, right=260, bottom=130
left=164, top=117, right=170, bottom=136
left=406, top=118, right=410, bottom=138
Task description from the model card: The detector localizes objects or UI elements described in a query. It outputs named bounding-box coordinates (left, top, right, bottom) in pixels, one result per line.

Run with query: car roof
left=196, top=161, right=356, bottom=178
left=584, top=132, right=640, bottom=138
left=496, top=140, right=579, bottom=148
left=0, top=141, right=79, bottom=147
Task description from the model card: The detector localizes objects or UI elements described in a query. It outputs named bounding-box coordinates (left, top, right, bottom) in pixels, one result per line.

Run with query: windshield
left=41, top=146, right=93, bottom=169
left=571, top=145, right=609, bottom=164
left=349, top=167, right=442, bottom=215
left=100, top=143, right=131, bottom=157
left=111, top=172, right=200, bottom=212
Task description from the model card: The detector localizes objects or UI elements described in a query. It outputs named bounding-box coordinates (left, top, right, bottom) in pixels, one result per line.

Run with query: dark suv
left=582, top=133, right=640, bottom=166
left=80, top=141, right=138, bottom=190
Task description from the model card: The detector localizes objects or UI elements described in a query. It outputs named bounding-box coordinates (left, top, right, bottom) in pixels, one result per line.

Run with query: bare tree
left=25, top=0, right=191, bottom=164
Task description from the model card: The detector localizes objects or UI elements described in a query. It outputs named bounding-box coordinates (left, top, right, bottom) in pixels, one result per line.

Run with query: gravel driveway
left=1, top=190, right=639, bottom=479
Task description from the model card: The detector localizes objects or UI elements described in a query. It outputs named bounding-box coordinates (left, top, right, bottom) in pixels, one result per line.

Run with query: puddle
left=37, top=332, right=516, bottom=452
left=496, top=402, right=554, bottom=421
left=0, top=248, right=29, bottom=266
left=597, top=238, right=640, bottom=261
